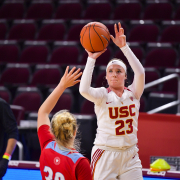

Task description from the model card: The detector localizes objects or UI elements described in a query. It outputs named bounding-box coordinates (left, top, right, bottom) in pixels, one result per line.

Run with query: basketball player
left=0, top=98, right=18, bottom=179
left=79, top=22, right=145, bottom=180
left=37, top=66, right=92, bottom=180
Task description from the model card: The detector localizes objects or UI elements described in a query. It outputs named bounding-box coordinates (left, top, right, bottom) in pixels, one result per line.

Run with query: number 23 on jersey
left=109, top=104, right=135, bottom=136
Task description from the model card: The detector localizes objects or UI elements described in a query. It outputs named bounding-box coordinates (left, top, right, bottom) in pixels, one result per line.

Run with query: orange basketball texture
left=80, top=22, right=110, bottom=52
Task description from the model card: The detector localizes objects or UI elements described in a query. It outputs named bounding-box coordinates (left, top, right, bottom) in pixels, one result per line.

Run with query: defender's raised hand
left=60, top=66, right=82, bottom=89
left=110, top=22, right=126, bottom=48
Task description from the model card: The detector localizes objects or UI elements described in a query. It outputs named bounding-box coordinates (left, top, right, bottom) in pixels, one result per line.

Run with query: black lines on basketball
left=81, top=26, right=87, bottom=47
left=89, top=24, right=95, bottom=52
left=95, top=26, right=110, bottom=42
left=101, top=35, right=109, bottom=44
left=93, top=23, right=105, bottom=49
left=95, top=26, right=110, bottom=37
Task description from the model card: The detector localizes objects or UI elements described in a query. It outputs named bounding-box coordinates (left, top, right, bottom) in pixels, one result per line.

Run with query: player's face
left=106, top=64, right=126, bottom=88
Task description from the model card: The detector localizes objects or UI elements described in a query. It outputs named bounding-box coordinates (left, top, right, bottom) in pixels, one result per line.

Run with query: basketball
left=80, top=22, right=110, bottom=52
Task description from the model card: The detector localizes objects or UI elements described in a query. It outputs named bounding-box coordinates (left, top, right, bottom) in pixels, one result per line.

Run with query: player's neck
left=57, top=139, right=74, bottom=150
left=109, top=86, right=124, bottom=97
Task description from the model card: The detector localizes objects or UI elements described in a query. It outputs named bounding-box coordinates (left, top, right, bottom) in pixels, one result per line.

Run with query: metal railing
left=16, top=141, right=23, bottom=160
left=144, top=73, right=180, bottom=114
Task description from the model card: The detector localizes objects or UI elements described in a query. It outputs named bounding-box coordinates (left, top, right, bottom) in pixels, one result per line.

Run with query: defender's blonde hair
left=51, top=110, right=77, bottom=149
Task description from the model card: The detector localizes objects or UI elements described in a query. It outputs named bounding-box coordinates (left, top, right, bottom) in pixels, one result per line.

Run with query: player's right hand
left=0, top=158, right=9, bottom=178
left=85, top=48, right=107, bottom=60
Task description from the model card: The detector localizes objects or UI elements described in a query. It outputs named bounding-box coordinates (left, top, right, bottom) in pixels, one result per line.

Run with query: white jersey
left=93, top=86, right=140, bottom=148
left=79, top=44, right=145, bottom=149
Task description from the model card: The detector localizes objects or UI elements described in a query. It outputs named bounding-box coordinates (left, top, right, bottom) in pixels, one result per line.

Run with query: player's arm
left=110, top=22, right=145, bottom=100
left=1, top=100, right=18, bottom=157
left=79, top=49, right=106, bottom=103
left=37, top=66, right=82, bottom=130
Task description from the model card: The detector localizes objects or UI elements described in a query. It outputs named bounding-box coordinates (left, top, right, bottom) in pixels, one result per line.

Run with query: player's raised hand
left=59, top=66, right=82, bottom=89
left=85, top=48, right=107, bottom=60
left=110, top=22, right=126, bottom=48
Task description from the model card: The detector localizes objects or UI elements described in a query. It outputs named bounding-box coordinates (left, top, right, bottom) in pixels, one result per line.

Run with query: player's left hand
left=110, top=22, right=126, bottom=48
left=0, top=158, right=9, bottom=178
left=59, top=66, right=82, bottom=89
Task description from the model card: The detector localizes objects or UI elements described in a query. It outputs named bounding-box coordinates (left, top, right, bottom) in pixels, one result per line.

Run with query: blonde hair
left=51, top=110, right=77, bottom=149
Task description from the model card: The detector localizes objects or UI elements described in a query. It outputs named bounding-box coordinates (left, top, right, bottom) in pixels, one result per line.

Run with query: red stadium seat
left=19, top=41, right=49, bottom=64
left=12, top=87, right=43, bottom=113
left=55, top=2, right=82, bottom=19
left=144, top=43, right=178, bottom=68
left=0, top=20, right=7, bottom=40
left=25, top=2, right=53, bottom=19
left=0, top=86, right=11, bottom=103
left=128, top=20, right=160, bottom=43
left=48, top=88, right=74, bottom=113
left=10, top=105, right=25, bottom=125
left=37, top=20, right=66, bottom=41
left=143, top=1, right=173, bottom=20
left=66, top=20, right=88, bottom=41
left=50, top=41, right=80, bottom=65
left=0, top=64, right=31, bottom=86
left=30, top=64, right=62, bottom=87
left=83, top=2, right=112, bottom=20
left=160, top=21, right=180, bottom=43
left=0, top=41, right=20, bottom=63
left=113, top=1, right=142, bottom=20
left=0, top=1, right=24, bottom=19
left=8, top=20, right=36, bottom=41
left=95, top=70, right=107, bottom=88
left=80, top=99, right=95, bottom=115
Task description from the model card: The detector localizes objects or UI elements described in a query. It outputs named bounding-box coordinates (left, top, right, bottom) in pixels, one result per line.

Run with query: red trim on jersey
left=67, top=150, right=78, bottom=155
left=91, top=149, right=105, bottom=178
left=107, top=87, right=111, bottom=93
left=124, top=87, right=132, bottom=92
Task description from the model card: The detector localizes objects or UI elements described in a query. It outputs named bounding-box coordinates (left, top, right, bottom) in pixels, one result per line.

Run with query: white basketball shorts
left=91, top=145, right=143, bottom=180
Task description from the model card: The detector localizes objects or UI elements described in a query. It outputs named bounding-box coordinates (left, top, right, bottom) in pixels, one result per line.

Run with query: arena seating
left=19, top=41, right=49, bottom=64
left=55, top=1, right=83, bottom=19
left=0, top=64, right=31, bottom=86
left=0, top=0, right=180, bottom=162
left=47, top=88, right=75, bottom=113
left=142, top=1, right=173, bottom=21
left=25, top=1, right=53, bottom=20
left=113, top=0, right=142, bottom=20
left=29, top=64, right=62, bottom=87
